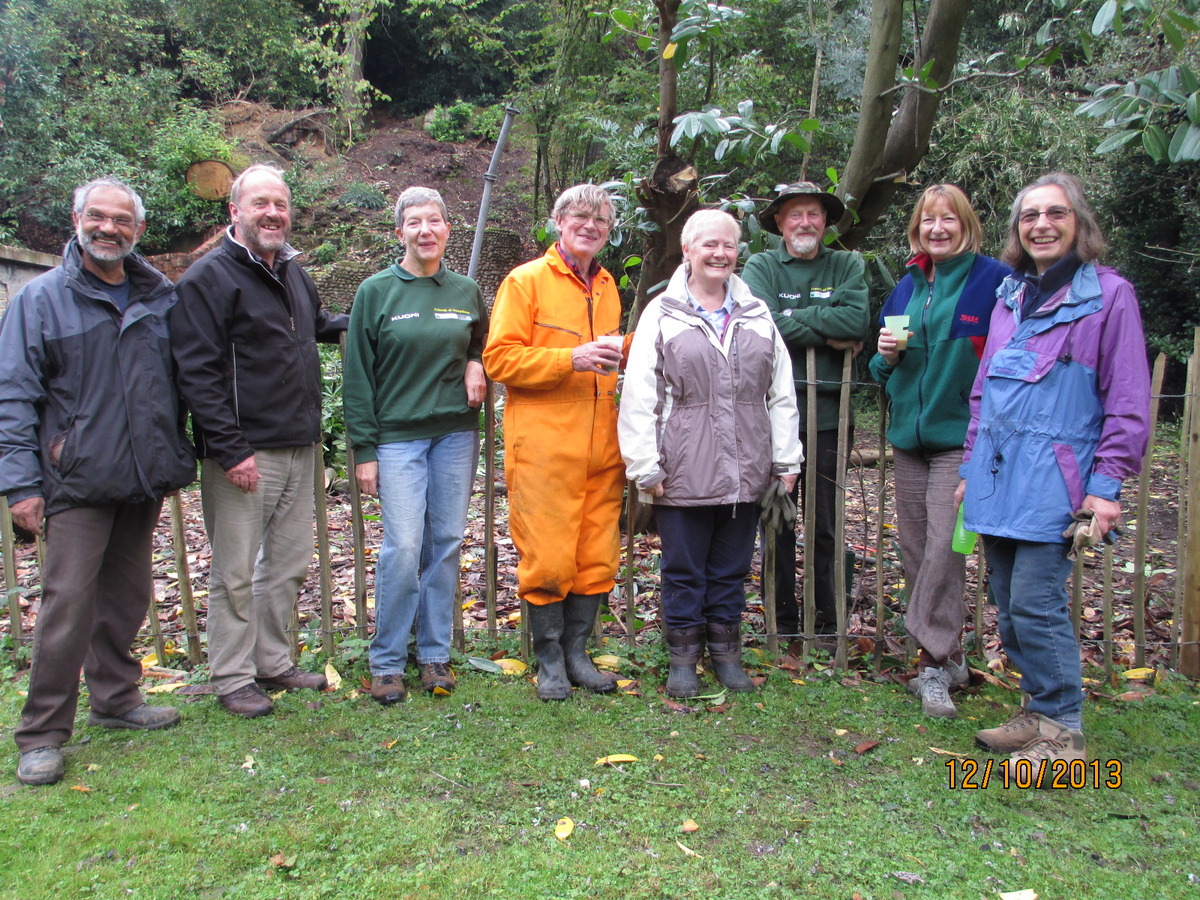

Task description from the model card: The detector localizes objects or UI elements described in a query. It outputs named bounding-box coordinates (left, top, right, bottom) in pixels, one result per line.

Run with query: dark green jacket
left=741, top=244, right=869, bottom=432
left=344, top=263, right=487, bottom=460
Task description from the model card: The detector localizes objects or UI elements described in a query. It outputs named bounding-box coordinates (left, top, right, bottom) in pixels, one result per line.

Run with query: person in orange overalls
left=484, top=184, right=629, bottom=700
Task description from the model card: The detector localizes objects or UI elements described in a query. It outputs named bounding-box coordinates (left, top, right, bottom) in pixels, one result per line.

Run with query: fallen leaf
left=998, top=891, right=1038, bottom=900
left=854, top=740, right=880, bottom=756
left=496, top=658, right=528, bottom=676
left=383, top=739, right=399, bottom=749
left=680, top=819, right=699, bottom=833
left=466, top=657, right=503, bottom=674
left=139, top=652, right=158, bottom=669
left=269, top=852, right=296, bottom=868
left=554, top=817, right=574, bottom=840
left=595, top=754, right=638, bottom=766
left=663, top=699, right=697, bottom=713
left=1121, top=667, right=1155, bottom=681
left=324, top=663, right=342, bottom=690
left=653, top=754, right=664, bottom=762
left=928, top=747, right=968, bottom=758
left=890, top=872, right=926, bottom=885
left=834, top=728, right=849, bottom=736
left=708, top=703, right=731, bottom=714
left=616, top=679, right=636, bottom=689
left=85, top=763, right=100, bottom=772
left=790, top=678, right=806, bottom=685
left=1118, top=691, right=1146, bottom=701
left=69, top=784, right=91, bottom=792
left=591, top=654, right=623, bottom=671
left=676, top=840, right=702, bottom=858
left=144, top=682, right=186, bottom=694
left=242, top=755, right=256, bottom=770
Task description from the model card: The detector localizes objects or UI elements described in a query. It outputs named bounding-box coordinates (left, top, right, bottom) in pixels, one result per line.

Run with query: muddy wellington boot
left=527, top=601, right=572, bottom=701
left=664, top=625, right=704, bottom=698
left=561, top=593, right=618, bottom=693
left=706, top=621, right=755, bottom=692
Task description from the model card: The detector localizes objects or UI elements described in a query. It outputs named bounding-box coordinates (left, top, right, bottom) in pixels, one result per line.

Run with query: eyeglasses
left=1018, top=206, right=1073, bottom=226
left=84, top=210, right=136, bottom=229
left=566, top=212, right=614, bottom=229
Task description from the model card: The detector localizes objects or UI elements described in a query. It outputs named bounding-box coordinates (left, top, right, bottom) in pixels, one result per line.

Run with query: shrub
left=340, top=181, right=388, bottom=211
left=427, top=101, right=475, bottom=143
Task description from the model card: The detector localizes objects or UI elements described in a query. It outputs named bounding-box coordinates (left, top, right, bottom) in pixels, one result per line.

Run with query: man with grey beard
left=742, top=182, right=869, bottom=647
left=171, top=164, right=346, bottom=719
left=0, top=178, right=196, bottom=785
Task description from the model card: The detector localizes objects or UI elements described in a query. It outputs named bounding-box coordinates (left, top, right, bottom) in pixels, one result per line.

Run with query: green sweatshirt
left=343, top=263, right=488, bottom=461
left=741, top=244, right=870, bottom=432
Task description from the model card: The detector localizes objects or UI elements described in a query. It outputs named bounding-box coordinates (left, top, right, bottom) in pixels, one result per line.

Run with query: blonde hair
left=906, top=184, right=981, bottom=257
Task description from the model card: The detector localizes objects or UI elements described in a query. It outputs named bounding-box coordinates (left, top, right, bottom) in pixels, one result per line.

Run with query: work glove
left=1062, top=509, right=1116, bottom=561
left=758, top=479, right=796, bottom=534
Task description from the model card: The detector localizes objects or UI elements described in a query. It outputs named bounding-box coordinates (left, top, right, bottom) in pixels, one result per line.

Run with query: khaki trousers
left=201, top=447, right=315, bottom=695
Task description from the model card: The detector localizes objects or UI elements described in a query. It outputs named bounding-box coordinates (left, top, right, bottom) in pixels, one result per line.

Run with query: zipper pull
left=290, top=316, right=296, bottom=332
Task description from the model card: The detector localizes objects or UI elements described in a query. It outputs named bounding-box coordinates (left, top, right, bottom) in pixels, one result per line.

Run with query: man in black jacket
left=0, top=178, right=196, bottom=786
left=171, top=164, right=347, bottom=718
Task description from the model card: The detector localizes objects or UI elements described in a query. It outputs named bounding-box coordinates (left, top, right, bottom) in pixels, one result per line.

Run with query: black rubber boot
left=561, top=593, right=618, bottom=693
left=527, top=602, right=571, bottom=701
left=706, top=621, right=755, bottom=692
left=664, top=625, right=704, bottom=698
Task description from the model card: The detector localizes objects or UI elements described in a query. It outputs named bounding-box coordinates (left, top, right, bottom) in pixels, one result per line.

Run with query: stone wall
left=309, top=227, right=529, bottom=313
left=0, top=244, right=61, bottom=312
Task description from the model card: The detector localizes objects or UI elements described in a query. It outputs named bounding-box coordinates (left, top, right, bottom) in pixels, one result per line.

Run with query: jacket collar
left=659, top=264, right=768, bottom=321
left=545, top=243, right=611, bottom=291
left=391, top=261, right=448, bottom=284
left=1002, top=261, right=1100, bottom=315
left=222, top=226, right=300, bottom=272
left=61, top=238, right=174, bottom=308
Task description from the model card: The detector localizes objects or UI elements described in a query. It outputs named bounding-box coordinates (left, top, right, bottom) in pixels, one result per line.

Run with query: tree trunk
left=340, top=6, right=366, bottom=138
left=632, top=0, right=698, bottom=324
left=834, top=0, right=971, bottom=250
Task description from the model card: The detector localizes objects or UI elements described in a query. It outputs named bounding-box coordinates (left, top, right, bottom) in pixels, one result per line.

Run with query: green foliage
left=320, top=344, right=347, bottom=476
left=427, top=100, right=477, bottom=142
left=311, top=241, right=340, bottom=264
left=340, top=180, right=388, bottom=210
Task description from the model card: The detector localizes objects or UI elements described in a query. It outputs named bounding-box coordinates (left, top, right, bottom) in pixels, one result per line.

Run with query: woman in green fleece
left=344, top=187, right=488, bottom=705
left=869, top=184, right=1009, bottom=719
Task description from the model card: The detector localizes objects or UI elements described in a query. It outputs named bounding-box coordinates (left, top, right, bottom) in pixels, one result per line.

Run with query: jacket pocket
left=1053, top=443, right=1086, bottom=513
left=533, top=319, right=582, bottom=347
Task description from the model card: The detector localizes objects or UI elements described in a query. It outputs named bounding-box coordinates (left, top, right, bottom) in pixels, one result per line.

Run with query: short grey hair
left=73, top=178, right=145, bottom=224
left=230, top=163, right=289, bottom=206
left=394, top=186, right=448, bottom=227
left=681, top=209, right=741, bottom=250
left=552, top=184, right=615, bottom=221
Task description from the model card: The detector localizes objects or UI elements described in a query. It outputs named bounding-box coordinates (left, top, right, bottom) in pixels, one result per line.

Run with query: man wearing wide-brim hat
left=742, top=181, right=870, bottom=645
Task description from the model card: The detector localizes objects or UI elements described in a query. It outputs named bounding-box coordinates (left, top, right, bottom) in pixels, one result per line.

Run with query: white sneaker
left=944, top=655, right=970, bottom=688
left=912, top=667, right=957, bottom=718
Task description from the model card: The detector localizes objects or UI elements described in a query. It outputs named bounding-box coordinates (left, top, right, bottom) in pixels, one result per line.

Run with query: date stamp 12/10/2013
left=946, top=757, right=1123, bottom=790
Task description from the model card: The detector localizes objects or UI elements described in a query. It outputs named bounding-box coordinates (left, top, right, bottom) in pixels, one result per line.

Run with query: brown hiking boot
left=17, top=747, right=64, bottom=786
left=370, top=674, right=407, bottom=705
left=88, top=703, right=181, bottom=730
left=975, top=710, right=1041, bottom=753
left=1010, top=715, right=1086, bottom=787
left=256, top=665, right=327, bottom=692
left=419, top=662, right=456, bottom=693
left=218, top=683, right=274, bottom=718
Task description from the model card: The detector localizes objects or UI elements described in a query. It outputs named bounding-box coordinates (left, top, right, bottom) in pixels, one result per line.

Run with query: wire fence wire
left=0, top=345, right=1193, bottom=680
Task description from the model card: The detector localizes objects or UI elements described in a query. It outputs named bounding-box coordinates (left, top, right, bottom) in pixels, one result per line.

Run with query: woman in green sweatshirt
left=869, top=184, right=1009, bottom=719
left=343, top=187, right=488, bottom=706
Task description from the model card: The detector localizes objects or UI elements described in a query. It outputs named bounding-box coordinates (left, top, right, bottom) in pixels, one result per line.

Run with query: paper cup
left=884, top=315, right=911, bottom=350
left=597, top=334, right=623, bottom=372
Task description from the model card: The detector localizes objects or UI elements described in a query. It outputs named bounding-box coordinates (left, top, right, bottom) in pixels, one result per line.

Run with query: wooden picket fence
left=2, top=334, right=1198, bottom=677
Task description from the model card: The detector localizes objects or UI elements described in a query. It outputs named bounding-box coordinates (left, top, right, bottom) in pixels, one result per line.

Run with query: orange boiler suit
left=483, top=244, right=629, bottom=607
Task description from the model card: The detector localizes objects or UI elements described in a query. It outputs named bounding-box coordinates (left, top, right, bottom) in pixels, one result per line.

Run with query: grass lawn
left=2, top=659, right=1198, bottom=900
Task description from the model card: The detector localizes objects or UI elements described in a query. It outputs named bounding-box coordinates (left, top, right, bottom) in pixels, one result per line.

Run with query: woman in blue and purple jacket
left=958, top=172, right=1150, bottom=777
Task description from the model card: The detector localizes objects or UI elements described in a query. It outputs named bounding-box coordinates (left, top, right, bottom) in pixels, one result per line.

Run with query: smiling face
left=230, top=170, right=292, bottom=264
left=683, top=220, right=739, bottom=293
left=397, top=203, right=450, bottom=275
left=555, top=201, right=613, bottom=269
left=775, top=196, right=826, bottom=259
left=1017, top=184, right=1077, bottom=274
left=917, top=195, right=966, bottom=264
left=73, top=185, right=144, bottom=277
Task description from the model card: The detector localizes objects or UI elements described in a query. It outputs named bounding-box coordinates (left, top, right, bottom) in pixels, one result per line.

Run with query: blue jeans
left=983, top=537, right=1082, bottom=728
left=371, top=430, right=478, bottom=675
